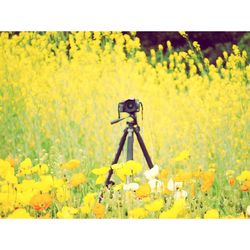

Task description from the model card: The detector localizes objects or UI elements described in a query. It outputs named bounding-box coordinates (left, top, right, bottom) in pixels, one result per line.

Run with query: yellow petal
left=96, top=175, right=106, bottom=185
left=92, top=167, right=110, bottom=175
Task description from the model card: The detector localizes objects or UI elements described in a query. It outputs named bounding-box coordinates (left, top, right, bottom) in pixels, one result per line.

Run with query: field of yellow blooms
left=0, top=31, right=249, bottom=219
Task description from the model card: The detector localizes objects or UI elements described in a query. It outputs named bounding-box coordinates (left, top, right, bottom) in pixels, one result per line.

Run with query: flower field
left=0, top=31, right=249, bottom=218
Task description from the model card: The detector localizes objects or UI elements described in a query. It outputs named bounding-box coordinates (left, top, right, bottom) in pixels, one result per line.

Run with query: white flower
left=144, top=165, right=159, bottom=180
left=175, top=181, right=183, bottom=189
left=123, top=183, right=139, bottom=191
left=247, top=205, right=250, bottom=217
left=167, top=178, right=187, bottom=199
left=174, top=190, right=188, bottom=199
left=148, top=179, right=163, bottom=192
left=167, top=178, right=183, bottom=191
left=167, top=178, right=175, bottom=191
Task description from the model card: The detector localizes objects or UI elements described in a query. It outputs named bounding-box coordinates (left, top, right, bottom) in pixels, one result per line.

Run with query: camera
left=111, top=98, right=143, bottom=125
left=118, top=98, right=140, bottom=114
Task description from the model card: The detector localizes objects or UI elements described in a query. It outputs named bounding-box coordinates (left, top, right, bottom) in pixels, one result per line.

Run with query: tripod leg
left=105, top=128, right=128, bottom=187
left=134, top=127, right=154, bottom=169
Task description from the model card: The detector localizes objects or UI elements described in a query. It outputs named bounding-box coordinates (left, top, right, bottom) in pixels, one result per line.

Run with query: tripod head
left=111, top=98, right=143, bottom=125
left=110, top=113, right=138, bottom=125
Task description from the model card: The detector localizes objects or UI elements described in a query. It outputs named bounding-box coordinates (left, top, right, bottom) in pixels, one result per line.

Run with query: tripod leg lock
left=105, top=180, right=115, bottom=187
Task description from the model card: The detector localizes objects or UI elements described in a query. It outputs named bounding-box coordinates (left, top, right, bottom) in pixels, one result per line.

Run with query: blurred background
left=129, top=32, right=250, bottom=63
left=7, top=31, right=250, bottom=64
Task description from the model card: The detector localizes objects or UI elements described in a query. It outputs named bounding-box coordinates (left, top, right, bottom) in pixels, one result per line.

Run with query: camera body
left=118, top=98, right=140, bottom=114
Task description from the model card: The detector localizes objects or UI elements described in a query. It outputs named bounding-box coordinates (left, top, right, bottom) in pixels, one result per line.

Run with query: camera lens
left=126, top=100, right=135, bottom=111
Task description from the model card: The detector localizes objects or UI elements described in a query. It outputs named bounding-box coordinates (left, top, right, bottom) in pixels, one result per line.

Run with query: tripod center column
left=127, top=127, right=134, bottom=161
left=126, top=127, right=134, bottom=184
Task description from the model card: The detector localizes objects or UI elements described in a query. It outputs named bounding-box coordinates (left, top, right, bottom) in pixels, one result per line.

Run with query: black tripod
left=105, top=113, right=154, bottom=187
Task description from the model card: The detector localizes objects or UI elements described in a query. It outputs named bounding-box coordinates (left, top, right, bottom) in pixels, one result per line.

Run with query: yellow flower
left=92, top=166, right=110, bottom=175
left=236, top=212, right=245, bottom=219
left=4, top=174, right=17, bottom=184
left=208, top=163, right=217, bottom=171
left=34, top=175, right=54, bottom=192
left=159, top=210, right=177, bottom=219
left=56, top=187, right=71, bottom=203
left=95, top=175, right=106, bottom=185
left=193, top=41, right=201, bottom=51
left=57, top=206, right=78, bottom=219
left=61, top=159, right=80, bottom=170
left=204, top=209, right=219, bottom=219
left=80, top=205, right=91, bottom=214
left=8, top=209, right=33, bottom=219
left=113, top=183, right=123, bottom=191
left=70, top=173, right=86, bottom=187
left=17, top=158, right=33, bottom=177
left=112, top=163, right=130, bottom=182
left=159, top=198, right=186, bottom=218
left=237, top=170, right=250, bottom=181
left=91, top=166, right=108, bottom=185
left=166, top=40, right=172, bottom=50
left=173, top=150, right=190, bottom=162
left=16, top=191, right=36, bottom=206
left=37, top=164, right=49, bottom=175
left=124, top=160, right=142, bottom=175
left=112, top=161, right=142, bottom=181
left=20, top=158, right=33, bottom=170
left=173, top=170, right=192, bottom=182
left=179, top=31, right=188, bottom=39
left=136, top=183, right=151, bottom=199
left=128, top=207, right=148, bottom=219
left=30, top=165, right=40, bottom=174
left=226, top=170, right=235, bottom=177
left=53, top=178, right=65, bottom=188
left=145, top=199, right=164, bottom=212
left=83, top=192, right=97, bottom=208
left=159, top=168, right=168, bottom=181
left=172, top=198, right=186, bottom=215
left=158, top=44, right=163, bottom=51
left=0, top=159, right=14, bottom=179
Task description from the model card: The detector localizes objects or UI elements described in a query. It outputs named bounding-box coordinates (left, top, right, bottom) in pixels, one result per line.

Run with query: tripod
left=105, top=113, right=154, bottom=187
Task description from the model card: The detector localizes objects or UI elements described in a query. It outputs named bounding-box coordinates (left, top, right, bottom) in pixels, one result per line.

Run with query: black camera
left=118, top=98, right=140, bottom=114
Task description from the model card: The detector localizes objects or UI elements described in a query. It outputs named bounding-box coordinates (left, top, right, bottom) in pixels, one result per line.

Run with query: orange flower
left=136, top=183, right=151, bottom=199
left=6, top=156, right=15, bottom=168
left=240, top=181, right=250, bottom=191
left=201, top=171, right=215, bottom=192
left=191, top=182, right=196, bottom=197
left=173, top=171, right=192, bottom=182
left=93, top=203, right=105, bottom=218
left=39, top=213, right=51, bottom=219
left=229, top=177, right=235, bottom=186
left=30, top=194, right=52, bottom=211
